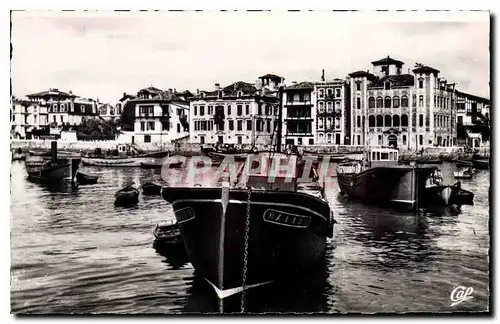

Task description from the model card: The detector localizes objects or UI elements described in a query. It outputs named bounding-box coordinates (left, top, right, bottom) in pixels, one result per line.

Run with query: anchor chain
left=240, top=186, right=252, bottom=313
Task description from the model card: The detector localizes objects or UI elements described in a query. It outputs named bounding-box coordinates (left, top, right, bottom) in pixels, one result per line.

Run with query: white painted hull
left=81, top=156, right=151, bottom=167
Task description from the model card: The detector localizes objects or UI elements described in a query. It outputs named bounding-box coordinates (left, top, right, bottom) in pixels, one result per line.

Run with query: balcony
left=317, top=110, right=341, bottom=117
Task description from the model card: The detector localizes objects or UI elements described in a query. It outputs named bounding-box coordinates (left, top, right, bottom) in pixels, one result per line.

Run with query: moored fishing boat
left=208, top=151, right=248, bottom=162
left=25, top=142, right=80, bottom=185
left=82, top=144, right=170, bottom=167
left=162, top=152, right=335, bottom=300
left=142, top=182, right=162, bottom=195
left=76, top=172, right=99, bottom=185
left=153, top=220, right=183, bottom=245
left=337, top=147, right=474, bottom=210
left=453, top=167, right=474, bottom=180
left=114, top=185, right=139, bottom=206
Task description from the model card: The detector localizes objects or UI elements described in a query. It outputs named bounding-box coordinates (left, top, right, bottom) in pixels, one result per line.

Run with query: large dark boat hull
left=337, top=166, right=437, bottom=210
left=162, top=187, right=332, bottom=297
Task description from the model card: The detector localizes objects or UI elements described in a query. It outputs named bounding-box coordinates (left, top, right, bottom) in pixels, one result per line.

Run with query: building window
left=356, top=83, right=361, bottom=91
left=368, top=97, right=375, bottom=108
left=258, top=104, right=262, bottom=115
left=357, top=116, right=361, bottom=128
left=256, top=119, right=263, bottom=132
left=384, top=115, right=391, bottom=127
left=200, top=106, right=205, bottom=116
left=419, top=135, right=423, bottom=146
left=376, top=97, right=383, bottom=108
left=60, top=116, right=63, bottom=123
left=229, top=120, right=234, bottom=131
left=403, top=135, right=407, bottom=146
left=335, top=101, right=341, bottom=113
left=384, top=81, right=391, bottom=90
left=208, top=105, right=213, bottom=115
left=418, top=79, right=424, bottom=89
left=368, top=115, right=375, bottom=127
left=401, top=96, right=408, bottom=108
left=318, top=118, right=324, bottom=129
left=327, top=102, right=333, bottom=113
left=419, top=95, right=424, bottom=107
left=384, top=96, right=391, bottom=108
left=357, top=98, right=361, bottom=110
left=335, top=89, right=341, bottom=97
left=318, top=102, right=324, bottom=112
left=376, top=115, right=383, bottom=127
left=147, top=121, right=155, bottom=130
left=419, top=114, right=424, bottom=127
left=319, top=133, right=324, bottom=143
left=318, top=89, right=324, bottom=98
left=237, top=120, right=243, bottom=131
left=266, top=120, right=271, bottom=132
left=378, top=135, right=382, bottom=145
left=177, top=124, right=181, bottom=133
left=194, top=106, right=197, bottom=116
left=357, top=135, right=361, bottom=145
left=393, top=115, right=400, bottom=127
left=401, top=114, right=408, bottom=127
left=237, top=136, right=242, bottom=144
left=335, top=117, right=341, bottom=129
left=227, top=105, right=231, bottom=115
left=393, top=96, right=400, bottom=108
left=237, top=105, right=242, bottom=116
left=274, top=105, right=279, bottom=116
left=144, top=135, right=151, bottom=143
left=245, top=105, right=250, bottom=115
left=327, top=89, right=333, bottom=97
left=273, top=120, right=278, bottom=131
left=247, top=120, right=252, bottom=130
left=265, top=105, right=271, bottom=115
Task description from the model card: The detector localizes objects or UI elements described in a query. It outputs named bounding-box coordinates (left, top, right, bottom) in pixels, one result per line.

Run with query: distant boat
left=208, top=151, right=248, bottom=162
left=25, top=142, right=80, bottom=184
left=82, top=144, right=170, bottom=167
left=153, top=220, right=183, bottom=245
left=115, top=185, right=139, bottom=206
left=472, top=159, right=489, bottom=170
left=140, top=158, right=183, bottom=170
left=76, top=172, right=99, bottom=185
left=337, top=147, right=473, bottom=210
left=142, top=182, right=162, bottom=195
left=456, top=160, right=474, bottom=168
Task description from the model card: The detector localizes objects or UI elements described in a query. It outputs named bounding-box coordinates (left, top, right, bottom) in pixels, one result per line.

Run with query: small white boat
left=453, top=167, right=473, bottom=180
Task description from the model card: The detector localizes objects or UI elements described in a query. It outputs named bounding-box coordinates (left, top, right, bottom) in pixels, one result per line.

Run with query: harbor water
left=10, top=160, right=490, bottom=313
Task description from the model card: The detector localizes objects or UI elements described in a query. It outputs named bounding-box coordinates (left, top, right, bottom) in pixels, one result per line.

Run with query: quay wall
left=10, top=140, right=477, bottom=160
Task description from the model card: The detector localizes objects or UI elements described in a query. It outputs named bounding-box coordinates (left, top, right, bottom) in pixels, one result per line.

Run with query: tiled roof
left=138, top=86, right=163, bottom=94
left=348, top=70, right=375, bottom=78
left=259, top=73, right=283, bottom=80
left=455, top=90, right=490, bottom=103
left=412, top=65, right=440, bottom=75
left=285, top=82, right=314, bottom=90
left=222, top=81, right=257, bottom=95
left=371, top=56, right=404, bottom=66
left=368, top=74, right=415, bottom=88
left=26, top=89, right=75, bottom=98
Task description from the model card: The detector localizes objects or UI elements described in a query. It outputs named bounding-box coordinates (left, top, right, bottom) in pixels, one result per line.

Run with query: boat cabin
left=366, top=147, right=399, bottom=168
left=237, top=153, right=298, bottom=191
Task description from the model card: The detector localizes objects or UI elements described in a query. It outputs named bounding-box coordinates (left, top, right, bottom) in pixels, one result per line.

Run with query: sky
left=10, top=11, right=490, bottom=104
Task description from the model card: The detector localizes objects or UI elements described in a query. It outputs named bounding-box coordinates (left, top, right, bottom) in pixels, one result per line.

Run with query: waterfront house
left=11, top=97, right=49, bottom=139
left=189, top=74, right=283, bottom=146
left=281, top=81, right=316, bottom=146
left=131, top=87, right=191, bottom=144
left=26, top=89, right=99, bottom=135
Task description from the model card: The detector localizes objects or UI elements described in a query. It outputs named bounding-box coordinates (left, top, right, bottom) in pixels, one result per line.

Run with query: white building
left=132, top=87, right=191, bottom=144
left=189, top=74, right=283, bottom=146
left=11, top=97, right=49, bottom=139
left=315, top=76, right=348, bottom=145
left=26, top=89, right=98, bottom=129
left=348, top=56, right=458, bottom=149
left=99, top=103, right=121, bottom=121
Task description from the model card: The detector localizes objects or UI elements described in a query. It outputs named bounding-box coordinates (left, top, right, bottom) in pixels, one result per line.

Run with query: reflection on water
left=10, top=160, right=490, bottom=314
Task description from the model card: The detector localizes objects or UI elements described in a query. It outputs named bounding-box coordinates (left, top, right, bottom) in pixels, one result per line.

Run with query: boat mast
left=276, top=86, right=284, bottom=153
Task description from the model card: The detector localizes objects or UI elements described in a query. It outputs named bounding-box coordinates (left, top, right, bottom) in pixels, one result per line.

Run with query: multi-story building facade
left=99, top=103, right=121, bottom=121
left=189, top=74, right=283, bottom=146
left=26, top=89, right=98, bottom=128
left=314, top=77, right=349, bottom=145
left=11, top=97, right=49, bottom=139
left=281, top=82, right=315, bottom=146
left=348, top=56, right=459, bottom=150
left=132, top=87, right=191, bottom=144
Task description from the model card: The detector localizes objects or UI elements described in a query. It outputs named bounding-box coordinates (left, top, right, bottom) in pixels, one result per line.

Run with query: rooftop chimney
left=215, top=83, right=221, bottom=91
